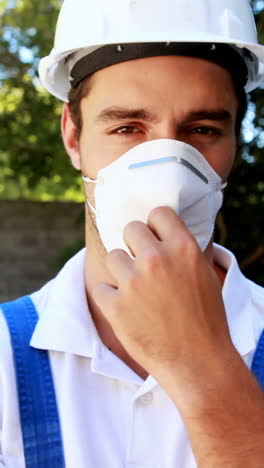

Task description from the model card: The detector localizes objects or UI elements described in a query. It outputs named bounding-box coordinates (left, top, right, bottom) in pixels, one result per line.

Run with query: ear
left=61, top=103, right=81, bottom=170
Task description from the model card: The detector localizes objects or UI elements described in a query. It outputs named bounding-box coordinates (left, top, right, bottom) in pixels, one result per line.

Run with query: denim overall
left=1, top=295, right=264, bottom=467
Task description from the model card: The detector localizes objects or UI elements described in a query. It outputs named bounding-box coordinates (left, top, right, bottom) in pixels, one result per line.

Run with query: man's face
left=70, top=55, right=238, bottom=183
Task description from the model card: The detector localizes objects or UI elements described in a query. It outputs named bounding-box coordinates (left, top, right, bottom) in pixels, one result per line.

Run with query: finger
left=147, top=206, right=190, bottom=242
left=92, top=282, right=117, bottom=312
left=123, top=220, right=159, bottom=257
left=106, top=249, right=134, bottom=282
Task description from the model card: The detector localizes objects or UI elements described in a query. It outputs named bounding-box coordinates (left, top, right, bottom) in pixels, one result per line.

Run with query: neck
left=85, top=244, right=149, bottom=379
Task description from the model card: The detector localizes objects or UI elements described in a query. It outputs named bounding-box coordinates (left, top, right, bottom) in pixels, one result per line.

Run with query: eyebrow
left=183, top=110, right=233, bottom=123
left=95, top=106, right=232, bottom=125
left=95, top=107, right=159, bottom=124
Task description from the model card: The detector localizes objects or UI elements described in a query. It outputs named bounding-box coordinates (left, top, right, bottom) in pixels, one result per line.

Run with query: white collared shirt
left=0, top=245, right=263, bottom=468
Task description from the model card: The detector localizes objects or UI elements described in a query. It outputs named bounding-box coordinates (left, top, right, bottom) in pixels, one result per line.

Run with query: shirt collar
left=30, top=248, right=97, bottom=357
left=213, top=243, right=255, bottom=358
left=31, top=244, right=256, bottom=360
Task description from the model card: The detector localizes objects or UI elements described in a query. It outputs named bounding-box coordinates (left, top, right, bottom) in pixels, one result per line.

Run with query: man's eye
left=192, top=126, right=220, bottom=136
left=115, top=126, right=140, bottom=134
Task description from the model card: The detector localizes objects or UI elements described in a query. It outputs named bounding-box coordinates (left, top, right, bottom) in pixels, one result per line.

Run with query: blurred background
left=0, top=0, right=263, bottom=301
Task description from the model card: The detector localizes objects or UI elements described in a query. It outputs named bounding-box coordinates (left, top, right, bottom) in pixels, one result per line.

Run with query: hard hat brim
left=39, top=35, right=264, bottom=101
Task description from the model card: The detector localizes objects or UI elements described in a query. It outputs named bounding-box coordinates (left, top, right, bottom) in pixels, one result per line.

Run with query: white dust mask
left=83, top=139, right=226, bottom=254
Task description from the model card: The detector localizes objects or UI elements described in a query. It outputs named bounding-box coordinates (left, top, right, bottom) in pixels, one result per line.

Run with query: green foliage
left=0, top=0, right=83, bottom=201
left=0, top=0, right=263, bottom=283
left=215, top=3, right=264, bottom=285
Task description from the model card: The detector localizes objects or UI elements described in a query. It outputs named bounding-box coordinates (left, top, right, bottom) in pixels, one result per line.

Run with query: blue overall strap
left=251, top=330, right=264, bottom=391
left=1, top=296, right=65, bottom=468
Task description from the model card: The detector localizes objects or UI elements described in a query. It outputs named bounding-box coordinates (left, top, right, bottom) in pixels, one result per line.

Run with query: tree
left=214, top=3, right=264, bottom=284
left=0, top=0, right=264, bottom=283
left=0, top=0, right=83, bottom=201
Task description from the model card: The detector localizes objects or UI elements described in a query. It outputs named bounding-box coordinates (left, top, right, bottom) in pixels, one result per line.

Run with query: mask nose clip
left=128, top=156, right=209, bottom=184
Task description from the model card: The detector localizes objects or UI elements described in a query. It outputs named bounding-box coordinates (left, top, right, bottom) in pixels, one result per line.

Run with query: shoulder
left=247, top=277, right=264, bottom=300
left=0, top=304, right=21, bottom=440
left=0, top=276, right=52, bottom=382
left=213, top=243, right=264, bottom=340
left=0, top=310, right=13, bottom=374
left=246, top=278, right=264, bottom=337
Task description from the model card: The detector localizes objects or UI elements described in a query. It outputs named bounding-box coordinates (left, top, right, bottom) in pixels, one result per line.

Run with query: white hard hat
left=38, top=0, right=264, bottom=102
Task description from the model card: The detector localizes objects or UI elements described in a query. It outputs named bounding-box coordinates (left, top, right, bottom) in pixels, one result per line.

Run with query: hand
left=93, top=207, right=234, bottom=396
left=93, top=207, right=264, bottom=467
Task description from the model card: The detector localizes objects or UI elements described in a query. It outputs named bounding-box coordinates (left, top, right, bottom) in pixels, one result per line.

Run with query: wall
left=0, top=200, right=84, bottom=302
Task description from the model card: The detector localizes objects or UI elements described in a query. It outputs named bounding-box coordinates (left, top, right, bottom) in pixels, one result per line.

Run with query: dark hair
left=68, top=77, right=93, bottom=141
left=68, top=72, right=248, bottom=142
left=235, top=86, right=248, bottom=144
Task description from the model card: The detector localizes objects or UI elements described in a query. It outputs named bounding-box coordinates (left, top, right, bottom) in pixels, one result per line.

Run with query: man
left=1, top=0, right=264, bottom=467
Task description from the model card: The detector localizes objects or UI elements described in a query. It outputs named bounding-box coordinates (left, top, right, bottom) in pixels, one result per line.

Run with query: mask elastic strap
left=82, top=175, right=97, bottom=214
left=86, top=199, right=96, bottom=215
left=221, top=181, right=228, bottom=190
left=82, top=175, right=97, bottom=184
